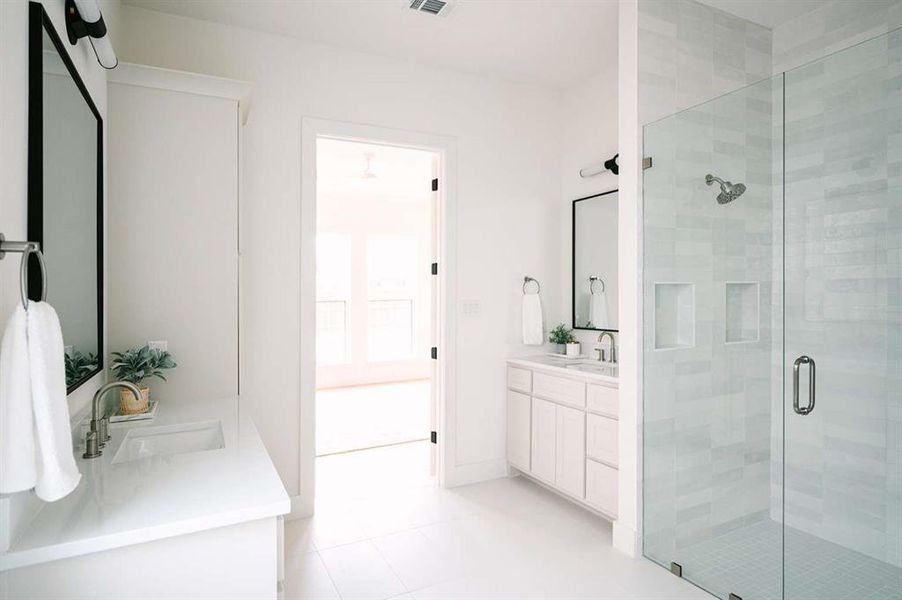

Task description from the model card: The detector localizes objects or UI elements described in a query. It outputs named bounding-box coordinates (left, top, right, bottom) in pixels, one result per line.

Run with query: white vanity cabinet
left=507, top=390, right=532, bottom=471
left=506, top=358, right=619, bottom=519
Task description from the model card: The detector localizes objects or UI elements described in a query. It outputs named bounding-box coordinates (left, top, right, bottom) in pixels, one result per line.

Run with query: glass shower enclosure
left=642, top=29, right=901, bottom=600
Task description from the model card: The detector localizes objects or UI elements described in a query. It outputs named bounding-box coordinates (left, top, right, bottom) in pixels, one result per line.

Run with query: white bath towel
left=0, top=306, right=37, bottom=494
left=27, top=302, right=80, bottom=502
left=589, top=291, right=609, bottom=329
left=522, top=293, right=544, bottom=346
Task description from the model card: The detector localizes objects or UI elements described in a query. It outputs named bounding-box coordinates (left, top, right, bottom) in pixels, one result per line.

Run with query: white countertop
left=0, top=396, right=290, bottom=571
left=507, top=356, right=619, bottom=386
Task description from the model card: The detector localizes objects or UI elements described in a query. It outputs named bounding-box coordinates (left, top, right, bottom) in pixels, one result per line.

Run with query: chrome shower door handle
left=792, top=355, right=816, bottom=415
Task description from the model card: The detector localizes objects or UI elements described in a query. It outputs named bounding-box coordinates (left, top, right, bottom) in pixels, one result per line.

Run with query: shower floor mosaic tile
left=675, top=519, right=902, bottom=600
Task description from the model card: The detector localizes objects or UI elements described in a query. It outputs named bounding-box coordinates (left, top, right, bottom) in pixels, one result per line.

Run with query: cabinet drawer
left=507, top=367, right=532, bottom=393
left=533, top=372, right=585, bottom=409
left=586, top=413, right=618, bottom=466
left=587, top=383, right=618, bottom=417
left=585, top=459, right=618, bottom=517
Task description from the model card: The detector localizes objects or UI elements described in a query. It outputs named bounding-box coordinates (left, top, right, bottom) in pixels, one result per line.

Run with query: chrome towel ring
left=523, top=276, right=540, bottom=295
left=0, top=233, right=48, bottom=310
left=589, top=276, right=605, bottom=295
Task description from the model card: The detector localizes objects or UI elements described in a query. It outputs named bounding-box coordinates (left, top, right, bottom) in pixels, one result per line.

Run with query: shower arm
left=705, top=174, right=726, bottom=187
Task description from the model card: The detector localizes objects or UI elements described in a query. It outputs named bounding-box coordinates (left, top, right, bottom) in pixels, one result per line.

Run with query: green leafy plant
left=65, top=350, right=98, bottom=387
left=110, top=345, right=177, bottom=386
left=549, top=323, right=575, bottom=345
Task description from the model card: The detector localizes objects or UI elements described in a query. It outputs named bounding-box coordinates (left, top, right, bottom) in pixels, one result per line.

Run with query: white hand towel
left=589, top=291, right=609, bottom=330
left=27, top=302, right=80, bottom=502
left=522, top=293, right=544, bottom=346
left=0, top=306, right=38, bottom=494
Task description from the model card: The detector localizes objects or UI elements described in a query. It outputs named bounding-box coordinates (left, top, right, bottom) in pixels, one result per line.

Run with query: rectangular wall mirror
left=28, top=2, right=104, bottom=393
left=572, top=189, right=618, bottom=331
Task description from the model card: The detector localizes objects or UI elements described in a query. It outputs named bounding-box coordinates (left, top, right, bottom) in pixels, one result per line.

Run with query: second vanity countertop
left=507, top=355, right=619, bottom=386
left=0, top=396, right=290, bottom=572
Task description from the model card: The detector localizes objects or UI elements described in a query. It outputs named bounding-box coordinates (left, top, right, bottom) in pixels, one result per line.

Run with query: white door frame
left=298, top=117, right=458, bottom=516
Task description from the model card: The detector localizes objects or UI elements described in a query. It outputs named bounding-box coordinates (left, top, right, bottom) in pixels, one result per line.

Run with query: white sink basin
left=111, top=420, right=225, bottom=464
left=563, top=361, right=618, bottom=376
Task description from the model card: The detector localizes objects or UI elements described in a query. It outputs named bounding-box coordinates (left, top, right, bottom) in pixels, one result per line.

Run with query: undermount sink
left=111, top=420, right=225, bottom=464
left=563, top=361, right=618, bottom=376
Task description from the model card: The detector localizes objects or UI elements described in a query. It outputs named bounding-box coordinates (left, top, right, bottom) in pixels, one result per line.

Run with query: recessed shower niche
left=725, top=282, right=759, bottom=344
left=653, top=283, right=694, bottom=350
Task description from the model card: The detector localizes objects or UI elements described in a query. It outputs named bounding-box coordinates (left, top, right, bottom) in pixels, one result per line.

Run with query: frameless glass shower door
left=642, top=73, right=784, bottom=600
left=642, top=26, right=902, bottom=600
left=782, top=29, right=902, bottom=600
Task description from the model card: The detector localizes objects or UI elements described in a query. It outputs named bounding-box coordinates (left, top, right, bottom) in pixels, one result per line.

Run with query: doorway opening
left=314, top=137, right=440, bottom=501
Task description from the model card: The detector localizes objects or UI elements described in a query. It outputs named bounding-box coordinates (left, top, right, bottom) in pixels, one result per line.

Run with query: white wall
left=0, top=0, right=120, bottom=551
left=107, top=80, right=239, bottom=404
left=558, top=69, right=620, bottom=352
left=116, top=6, right=563, bottom=500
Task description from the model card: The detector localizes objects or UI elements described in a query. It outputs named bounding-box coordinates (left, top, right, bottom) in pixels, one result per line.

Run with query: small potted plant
left=65, top=350, right=98, bottom=387
left=110, top=345, right=177, bottom=414
left=549, top=323, right=580, bottom=356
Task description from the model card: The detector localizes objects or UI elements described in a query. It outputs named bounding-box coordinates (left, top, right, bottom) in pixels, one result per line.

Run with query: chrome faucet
left=83, top=381, right=143, bottom=459
left=595, top=331, right=617, bottom=364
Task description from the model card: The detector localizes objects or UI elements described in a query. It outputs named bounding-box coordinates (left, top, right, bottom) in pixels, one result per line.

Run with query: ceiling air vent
left=409, top=0, right=452, bottom=17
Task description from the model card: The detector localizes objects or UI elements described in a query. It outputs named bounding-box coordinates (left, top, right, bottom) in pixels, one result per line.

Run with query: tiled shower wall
left=638, top=0, right=775, bottom=563
left=638, top=0, right=771, bottom=125
left=772, top=0, right=902, bottom=74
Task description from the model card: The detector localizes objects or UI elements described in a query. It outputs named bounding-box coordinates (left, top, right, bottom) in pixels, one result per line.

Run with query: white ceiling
left=123, top=0, right=620, bottom=90
left=698, top=0, right=830, bottom=28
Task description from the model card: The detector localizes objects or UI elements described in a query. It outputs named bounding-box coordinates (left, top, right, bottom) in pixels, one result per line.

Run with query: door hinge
left=431, top=262, right=438, bottom=275
left=670, top=562, right=682, bottom=578
left=431, top=178, right=438, bottom=192
left=728, top=594, right=743, bottom=600
left=430, top=431, right=437, bottom=444
left=642, top=156, right=653, bottom=170
left=431, top=347, right=438, bottom=360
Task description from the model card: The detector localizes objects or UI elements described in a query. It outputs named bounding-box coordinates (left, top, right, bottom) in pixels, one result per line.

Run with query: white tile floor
left=316, top=381, right=430, bottom=455
left=283, top=443, right=711, bottom=600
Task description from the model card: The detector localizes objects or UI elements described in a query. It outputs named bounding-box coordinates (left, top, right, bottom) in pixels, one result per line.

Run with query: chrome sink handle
left=792, top=355, right=816, bottom=415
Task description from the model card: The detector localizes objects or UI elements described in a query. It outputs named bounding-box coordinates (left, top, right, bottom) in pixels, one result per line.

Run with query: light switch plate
left=148, top=340, right=168, bottom=351
left=461, top=300, right=481, bottom=317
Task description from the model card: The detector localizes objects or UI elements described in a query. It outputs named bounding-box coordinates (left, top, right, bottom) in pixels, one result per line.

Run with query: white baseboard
left=613, top=521, right=639, bottom=557
left=444, top=458, right=507, bottom=488
left=286, top=494, right=312, bottom=520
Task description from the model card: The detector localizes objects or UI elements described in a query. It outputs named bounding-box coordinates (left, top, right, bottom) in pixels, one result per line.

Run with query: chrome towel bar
left=0, top=233, right=48, bottom=310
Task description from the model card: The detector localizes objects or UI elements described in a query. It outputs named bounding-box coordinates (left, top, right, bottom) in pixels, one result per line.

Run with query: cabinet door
left=586, top=459, right=618, bottom=517
left=530, top=398, right=556, bottom=483
left=507, top=391, right=531, bottom=471
left=555, top=404, right=586, bottom=498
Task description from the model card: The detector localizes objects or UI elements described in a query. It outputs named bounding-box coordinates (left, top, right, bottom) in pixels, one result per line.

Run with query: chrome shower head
left=705, top=173, right=746, bottom=204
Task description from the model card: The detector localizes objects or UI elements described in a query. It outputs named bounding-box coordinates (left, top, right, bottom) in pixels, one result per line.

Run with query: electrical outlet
left=148, top=340, right=168, bottom=351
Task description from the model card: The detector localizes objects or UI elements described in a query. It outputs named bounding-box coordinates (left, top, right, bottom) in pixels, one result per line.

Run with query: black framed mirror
left=572, top=189, right=618, bottom=332
left=28, top=2, right=104, bottom=393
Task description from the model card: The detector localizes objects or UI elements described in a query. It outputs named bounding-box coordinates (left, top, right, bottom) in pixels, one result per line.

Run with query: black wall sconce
left=579, top=153, right=619, bottom=178
left=65, top=0, right=117, bottom=70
